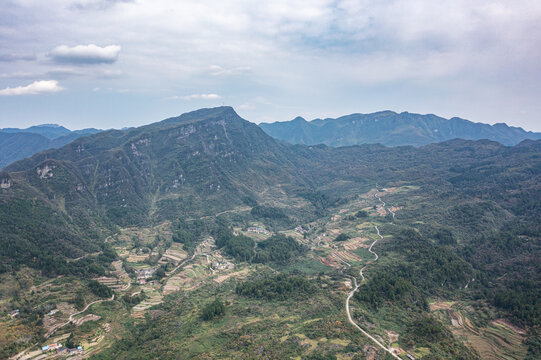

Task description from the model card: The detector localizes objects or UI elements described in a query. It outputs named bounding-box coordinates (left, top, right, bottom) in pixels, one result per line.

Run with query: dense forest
left=172, top=218, right=206, bottom=255
left=201, top=298, right=226, bottom=320
left=236, top=275, right=317, bottom=300
left=213, top=225, right=306, bottom=264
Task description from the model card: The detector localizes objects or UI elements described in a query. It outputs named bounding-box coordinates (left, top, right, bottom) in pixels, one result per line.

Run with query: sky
left=1, top=0, right=541, bottom=131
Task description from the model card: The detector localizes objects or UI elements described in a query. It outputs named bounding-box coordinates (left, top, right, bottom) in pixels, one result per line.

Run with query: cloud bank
left=168, top=94, right=222, bottom=100
left=50, top=44, right=121, bottom=64
left=0, top=0, right=540, bottom=131
left=0, top=54, right=37, bottom=62
left=0, top=80, right=64, bottom=96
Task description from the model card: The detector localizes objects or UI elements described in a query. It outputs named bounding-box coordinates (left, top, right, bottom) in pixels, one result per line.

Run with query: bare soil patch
left=214, top=268, right=250, bottom=283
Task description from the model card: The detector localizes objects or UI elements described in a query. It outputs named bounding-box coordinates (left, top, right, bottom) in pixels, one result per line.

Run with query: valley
left=3, top=184, right=528, bottom=359
left=1, top=108, right=539, bottom=359
left=3, top=0, right=541, bottom=357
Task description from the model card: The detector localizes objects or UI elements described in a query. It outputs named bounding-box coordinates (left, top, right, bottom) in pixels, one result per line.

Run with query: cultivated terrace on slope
left=0, top=107, right=539, bottom=359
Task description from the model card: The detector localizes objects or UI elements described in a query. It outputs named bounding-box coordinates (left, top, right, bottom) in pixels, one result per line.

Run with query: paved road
left=344, top=226, right=401, bottom=359
left=374, top=191, right=395, bottom=220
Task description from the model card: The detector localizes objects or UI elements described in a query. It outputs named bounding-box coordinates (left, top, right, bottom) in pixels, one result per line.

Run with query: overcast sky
left=1, top=0, right=540, bottom=131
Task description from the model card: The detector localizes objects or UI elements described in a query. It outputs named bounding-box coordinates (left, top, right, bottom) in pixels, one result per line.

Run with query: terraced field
left=431, top=301, right=528, bottom=359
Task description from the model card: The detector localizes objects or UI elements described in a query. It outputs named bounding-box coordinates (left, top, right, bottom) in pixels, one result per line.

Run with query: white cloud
left=0, top=80, right=64, bottom=96
left=2, top=0, right=541, bottom=130
left=50, top=44, right=121, bottom=64
left=209, top=65, right=251, bottom=76
left=167, top=93, right=222, bottom=100
left=0, top=71, right=38, bottom=79
left=70, top=0, right=135, bottom=11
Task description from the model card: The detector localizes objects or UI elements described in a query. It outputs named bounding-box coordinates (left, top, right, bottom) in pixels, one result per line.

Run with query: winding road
left=345, top=226, right=401, bottom=359
left=374, top=191, right=395, bottom=220
left=166, top=252, right=197, bottom=276
left=47, top=294, right=115, bottom=338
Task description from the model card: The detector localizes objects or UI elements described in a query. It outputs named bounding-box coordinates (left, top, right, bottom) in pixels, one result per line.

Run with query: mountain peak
left=158, top=106, right=241, bottom=128
left=374, top=110, right=398, bottom=116
left=34, top=124, right=65, bottom=129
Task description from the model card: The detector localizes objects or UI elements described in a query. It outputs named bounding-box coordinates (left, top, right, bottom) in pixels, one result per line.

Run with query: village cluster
left=135, top=268, right=155, bottom=284
left=41, top=343, right=83, bottom=355
left=246, top=226, right=270, bottom=234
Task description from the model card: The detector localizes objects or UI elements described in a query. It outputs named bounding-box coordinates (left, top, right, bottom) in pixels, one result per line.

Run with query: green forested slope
left=0, top=107, right=539, bottom=359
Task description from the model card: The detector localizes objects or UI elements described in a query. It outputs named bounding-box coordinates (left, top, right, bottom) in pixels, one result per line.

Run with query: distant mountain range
left=259, top=111, right=541, bottom=147
left=1, top=107, right=540, bottom=359
left=2, top=106, right=540, bottom=274
left=0, top=124, right=101, bottom=168
left=3, top=111, right=538, bottom=169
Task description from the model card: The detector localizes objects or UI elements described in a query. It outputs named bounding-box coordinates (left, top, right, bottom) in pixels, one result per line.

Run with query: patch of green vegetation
left=297, top=190, right=345, bottom=217
left=201, top=298, right=225, bottom=321
left=251, top=205, right=288, bottom=219
left=401, top=316, right=477, bottom=359
left=88, top=280, right=114, bottom=298
left=493, top=279, right=540, bottom=326
left=334, top=233, right=351, bottom=242
left=172, top=218, right=205, bottom=255
left=525, top=335, right=541, bottom=360
left=214, top=226, right=306, bottom=264
left=122, top=292, right=147, bottom=309
left=214, top=224, right=255, bottom=262
left=354, top=270, right=424, bottom=309
left=236, top=274, right=317, bottom=301
left=254, top=234, right=306, bottom=264
left=355, top=210, right=368, bottom=218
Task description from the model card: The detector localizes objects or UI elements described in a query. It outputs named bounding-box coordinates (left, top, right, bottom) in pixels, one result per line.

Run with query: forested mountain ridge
left=0, top=125, right=101, bottom=169
left=0, top=107, right=322, bottom=275
left=1, top=107, right=540, bottom=359
left=259, top=110, right=541, bottom=147
left=2, top=107, right=539, bottom=276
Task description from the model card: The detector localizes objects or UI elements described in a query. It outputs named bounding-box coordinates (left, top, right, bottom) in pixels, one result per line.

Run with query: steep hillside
left=260, top=111, right=541, bottom=147
left=2, top=108, right=540, bottom=277
left=1, top=107, right=539, bottom=359
left=0, top=107, right=322, bottom=275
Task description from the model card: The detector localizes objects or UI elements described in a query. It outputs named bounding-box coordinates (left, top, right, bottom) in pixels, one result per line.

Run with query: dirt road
left=46, top=294, right=115, bottom=338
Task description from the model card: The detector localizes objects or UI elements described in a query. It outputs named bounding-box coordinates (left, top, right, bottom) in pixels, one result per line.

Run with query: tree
left=335, top=233, right=350, bottom=242
left=154, top=268, right=166, bottom=279
left=74, top=291, right=85, bottom=310
left=201, top=299, right=225, bottom=321
left=65, top=333, right=77, bottom=349
left=355, top=210, right=368, bottom=218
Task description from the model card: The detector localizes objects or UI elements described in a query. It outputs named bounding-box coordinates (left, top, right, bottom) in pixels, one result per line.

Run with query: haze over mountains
left=260, top=111, right=541, bottom=147
left=3, top=110, right=539, bottom=171
left=1, top=107, right=540, bottom=358
left=0, top=124, right=101, bottom=169
left=1, top=106, right=539, bottom=274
